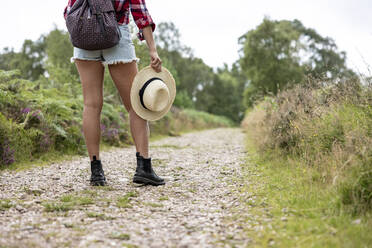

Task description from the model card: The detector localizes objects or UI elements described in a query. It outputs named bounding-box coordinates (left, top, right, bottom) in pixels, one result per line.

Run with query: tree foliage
left=0, top=38, right=46, bottom=81
left=239, top=18, right=355, bottom=106
left=0, top=19, right=356, bottom=123
left=194, top=63, right=246, bottom=122
left=44, top=28, right=77, bottom=76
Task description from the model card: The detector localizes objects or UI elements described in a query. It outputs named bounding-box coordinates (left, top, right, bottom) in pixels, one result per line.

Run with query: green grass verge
left=237, top=136, right=372, bottom=247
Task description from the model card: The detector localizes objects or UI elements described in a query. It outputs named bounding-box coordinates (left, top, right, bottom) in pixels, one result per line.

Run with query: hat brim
left=130, top=66, right=176, bottom=121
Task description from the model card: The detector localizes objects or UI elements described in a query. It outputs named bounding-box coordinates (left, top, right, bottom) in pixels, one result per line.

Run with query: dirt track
left=0, top=128, right=250, bottom=247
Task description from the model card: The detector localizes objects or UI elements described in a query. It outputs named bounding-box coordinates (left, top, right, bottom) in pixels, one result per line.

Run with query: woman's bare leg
left=108, top=61, right=150, bottom=158
left=75, top=60, right=105, bottom=161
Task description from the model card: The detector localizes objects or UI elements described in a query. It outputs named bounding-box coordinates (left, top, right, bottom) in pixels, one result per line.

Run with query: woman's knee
left=83, top=100, right=103, bottom=111
left=129, top=108, right=148, bottom=123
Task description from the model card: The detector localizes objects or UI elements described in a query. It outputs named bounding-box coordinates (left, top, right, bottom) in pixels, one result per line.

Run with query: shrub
left=0, top=70, right=131, bottom=167
left=0, top=114, right=13, bottom=165
left=242, top=77, right=372, bottom=214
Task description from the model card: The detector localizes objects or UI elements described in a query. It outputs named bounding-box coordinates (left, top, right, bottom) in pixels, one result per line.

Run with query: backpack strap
left=111, top=0, right=126, bottom=22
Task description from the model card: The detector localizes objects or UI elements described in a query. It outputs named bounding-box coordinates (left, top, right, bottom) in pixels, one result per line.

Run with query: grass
left=86, top=212, right=115, bottom=220
left=188, top=188, right=196, bottom=193
left=72, top=226, right=87, bottom=236
left=234, top=136, right=372, bottom=247
left=96, top=186, right=116, bottom=191
left=43, top=202, right=72, bottom=212
left=0, top=199, right=13, bottom=211
left=172, top=182, right=181, bottom=187
left=60, top=194, right=94, bottom=206
left=150, top=159, right=167, bottom=167
left=145, top=202, right=164, bottom=208
left=122, top=243, right=138, bottom=248
left=23, top=187, right=43, bottom=196
left=159, top=196, right=169, bottom=201
left=109, top=232, right=130, bottom=240
left=117, top=191, right=138, bottom=208
left=86, top=212, right=105, bottom=218
left=42, top=192, right=95, bottom=212
left=80, top=189, right=99, bottom=197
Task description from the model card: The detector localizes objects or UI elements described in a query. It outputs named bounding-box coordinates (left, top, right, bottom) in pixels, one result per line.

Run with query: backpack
left=65, top=0, right=122, bottom=50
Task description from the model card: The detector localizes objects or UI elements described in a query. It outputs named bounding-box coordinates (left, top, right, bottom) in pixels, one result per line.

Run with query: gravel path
left=0, top=128, right=249, bottom=247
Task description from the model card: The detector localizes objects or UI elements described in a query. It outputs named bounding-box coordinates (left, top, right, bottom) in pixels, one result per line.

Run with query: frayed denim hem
left=70, top=57, right=140, bottom=66
left=102, top=58, right=140, bottom=66
left=70, top=57, right=101, bottom=63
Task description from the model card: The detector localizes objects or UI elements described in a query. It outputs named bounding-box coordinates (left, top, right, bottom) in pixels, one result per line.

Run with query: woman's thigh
left=108, top=61, right=138, bottom=112
left=75, top=59, right=105, bottom=108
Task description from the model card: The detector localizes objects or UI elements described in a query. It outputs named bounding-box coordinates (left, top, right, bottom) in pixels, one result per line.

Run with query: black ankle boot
left=90, top=155, right=106, bottom=186
left=133, top=152, right=165, bottom=186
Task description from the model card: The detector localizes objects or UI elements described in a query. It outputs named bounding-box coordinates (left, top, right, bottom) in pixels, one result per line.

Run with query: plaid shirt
left=64, top=0, right=155, bottom=41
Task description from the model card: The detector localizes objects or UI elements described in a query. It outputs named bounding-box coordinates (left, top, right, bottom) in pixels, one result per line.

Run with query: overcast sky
left=1, top=0, right=371, bottom=75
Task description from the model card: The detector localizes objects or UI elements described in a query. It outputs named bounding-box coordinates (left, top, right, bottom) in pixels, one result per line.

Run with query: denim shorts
left=70, top=24, right=139, bottom=66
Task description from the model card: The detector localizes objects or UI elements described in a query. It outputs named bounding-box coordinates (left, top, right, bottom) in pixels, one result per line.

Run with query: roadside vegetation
left=235, top=17, right=371, bottom=247
left=241, top=77, right=372, bottom=246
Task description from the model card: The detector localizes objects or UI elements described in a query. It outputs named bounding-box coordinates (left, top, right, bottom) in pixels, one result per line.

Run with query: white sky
left=1, top=0, right=371, bottom=75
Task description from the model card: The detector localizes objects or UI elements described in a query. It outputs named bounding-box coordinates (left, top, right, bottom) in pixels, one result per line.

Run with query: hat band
left=139, top=77, right=162, bottom=110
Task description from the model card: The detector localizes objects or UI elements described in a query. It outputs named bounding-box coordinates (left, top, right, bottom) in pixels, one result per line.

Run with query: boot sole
left=133, top=176, right=165, bottom=186
left=90, top=180, right=106, bottom=186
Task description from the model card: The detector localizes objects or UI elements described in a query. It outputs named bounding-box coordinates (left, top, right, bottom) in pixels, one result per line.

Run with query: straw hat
left=130, top=66, right=176, bottom=121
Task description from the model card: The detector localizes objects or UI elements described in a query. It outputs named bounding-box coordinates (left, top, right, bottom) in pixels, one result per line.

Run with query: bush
left=0, top=69, right=131, bottom=167
left=242, top=77, right=372, bottom=214
left=173, top=90, right=194, bottom=109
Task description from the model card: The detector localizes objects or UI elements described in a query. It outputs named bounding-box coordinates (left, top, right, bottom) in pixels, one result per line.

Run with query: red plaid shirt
left=63, top=0, right=155, bottom=41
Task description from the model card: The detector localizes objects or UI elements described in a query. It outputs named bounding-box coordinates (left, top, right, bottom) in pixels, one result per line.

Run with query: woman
left=63, top=0, right=165, bottom=186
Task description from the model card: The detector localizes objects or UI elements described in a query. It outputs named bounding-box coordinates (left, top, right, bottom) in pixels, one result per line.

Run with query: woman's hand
left=150, top=50, right=162, bottom=73
left=142, top=26, right=162, bottom=73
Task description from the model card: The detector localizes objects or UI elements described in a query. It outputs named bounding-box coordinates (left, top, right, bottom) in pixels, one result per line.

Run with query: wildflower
left=31, top=110, right=42, bottom=120
left=111, top=128, right=119, bottom=136
left=21, top=107, right=31, bottom=114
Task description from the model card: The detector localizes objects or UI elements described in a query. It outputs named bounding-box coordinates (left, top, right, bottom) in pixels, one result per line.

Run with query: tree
left=44, top=27, right=76, bottom=75
left=0, top=38, right=46, bottom=81
left=152, top=21, right=245, bottom=120
left=151, top=22, right=214, bottom=108
left=154, top=22, right=192, bottom=56
left=195, top=65, right=245, bottom=122
left=239, top=18, right=354, bottom=106
left=0, top=27, right=77, bottom=81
